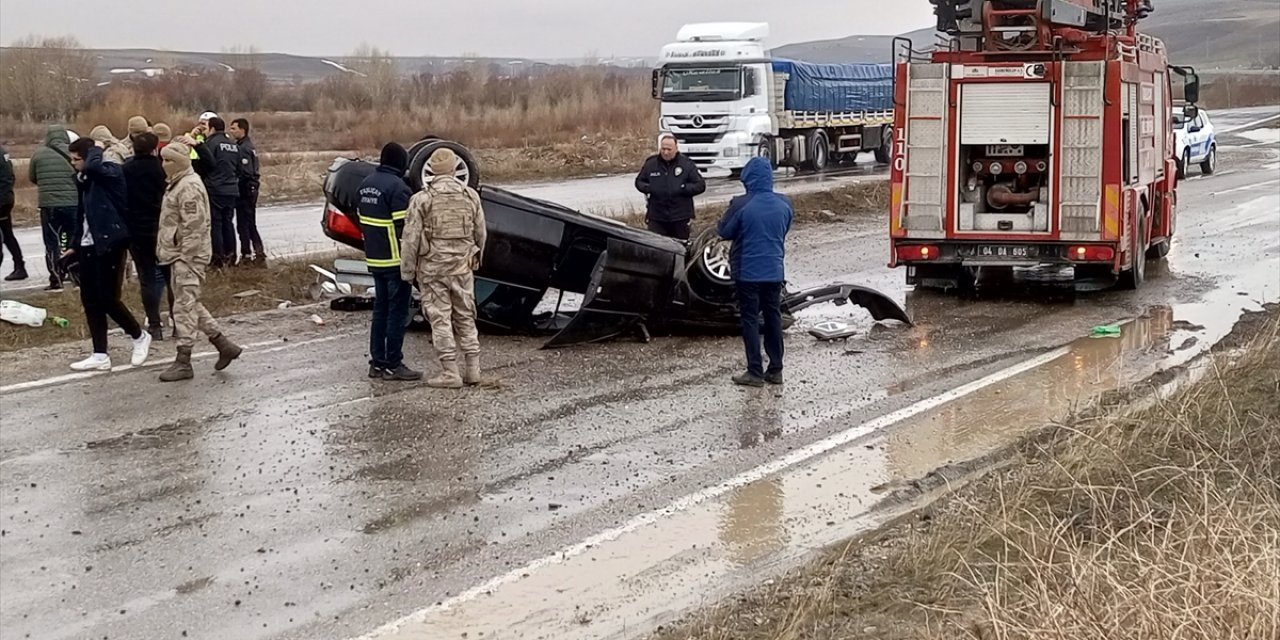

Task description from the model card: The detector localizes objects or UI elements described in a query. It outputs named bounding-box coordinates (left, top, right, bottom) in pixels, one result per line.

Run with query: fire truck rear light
left=1068, top=245, right=1115, bottom=262
left=989, top=161, right=1003, bottom=175
left=897, top=245, right=940, bottom=261
left=1014, top=161, right=1028, bottom=174
left=1036, top=161, right=1047, bottom=172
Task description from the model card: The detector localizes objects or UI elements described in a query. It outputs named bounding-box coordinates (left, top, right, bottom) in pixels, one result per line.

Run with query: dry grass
left=654, top=308, right=1280, bottom=640
left=0, top=258, right=329, bottom=352
left=1201, top=74, right=1280, bottom=110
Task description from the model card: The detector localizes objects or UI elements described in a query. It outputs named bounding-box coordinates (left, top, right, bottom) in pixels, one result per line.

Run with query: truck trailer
left=652, top=22, right=896, bottom=175
left=889, top=0, right=1200, bottom=291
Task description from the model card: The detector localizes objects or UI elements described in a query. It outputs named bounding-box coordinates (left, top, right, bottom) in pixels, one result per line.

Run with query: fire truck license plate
left=977, top=245, right=1036, bottom=258
left=986, top=144, right=1024, bottom=157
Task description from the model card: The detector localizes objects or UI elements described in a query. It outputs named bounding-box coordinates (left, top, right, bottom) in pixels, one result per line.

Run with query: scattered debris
left=309, top=314, right=325, bottom=326
left=277, top=301, right=293, bottom=310
left=1090, top=324, right=1122, bottom=338
left=810, top=321, right=860, bottom=341
left=0, top=300, right=47, bottom=327
left=233, top=289, right=261, bottom=299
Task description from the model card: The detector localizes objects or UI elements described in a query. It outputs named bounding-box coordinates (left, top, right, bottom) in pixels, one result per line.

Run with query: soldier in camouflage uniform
left=155, top=141, right=243, bottom=382
left=401, top=148, right=487, bottom=389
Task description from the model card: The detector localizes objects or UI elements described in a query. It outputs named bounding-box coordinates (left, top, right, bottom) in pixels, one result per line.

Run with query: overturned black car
left=320, top=139, right=910, bottom=348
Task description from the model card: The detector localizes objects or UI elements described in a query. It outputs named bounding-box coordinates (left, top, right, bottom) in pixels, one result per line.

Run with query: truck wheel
left=807, top=131, right=830, bottom=172
left=1199, top=145, right=1216, bottom=175
left=757, top=134, right=778, bottom=170
left=409, top=140, right=481, bottom=191
left=874, top=126, right=893, bottom=165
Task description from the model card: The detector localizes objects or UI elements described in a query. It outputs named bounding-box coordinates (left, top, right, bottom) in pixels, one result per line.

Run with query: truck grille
left=675, top=133, right=722, bottom=145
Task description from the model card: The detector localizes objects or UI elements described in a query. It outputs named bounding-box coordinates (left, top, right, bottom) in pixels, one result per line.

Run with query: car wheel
left=408, top=140, right=481, bottom=191
left=405, top=135, right=441, bottom=166
left=1176, top=149, right=1189, bottom=180
left=1199, top=144, right=1216, bottom=175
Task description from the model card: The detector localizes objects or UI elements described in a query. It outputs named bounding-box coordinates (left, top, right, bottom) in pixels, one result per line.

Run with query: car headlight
left=723, top=147, right=739, bottom=157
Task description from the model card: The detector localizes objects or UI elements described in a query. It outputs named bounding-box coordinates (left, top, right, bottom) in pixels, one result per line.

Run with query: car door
left=1190, top=113, right=1209, bottom=162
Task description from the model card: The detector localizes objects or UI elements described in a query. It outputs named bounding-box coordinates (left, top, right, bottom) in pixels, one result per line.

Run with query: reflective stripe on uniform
left=367, top=257, right=398, bottom=268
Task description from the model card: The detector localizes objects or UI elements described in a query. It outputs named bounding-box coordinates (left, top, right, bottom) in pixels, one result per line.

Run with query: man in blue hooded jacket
left=716, top=156, right=793, bottom=387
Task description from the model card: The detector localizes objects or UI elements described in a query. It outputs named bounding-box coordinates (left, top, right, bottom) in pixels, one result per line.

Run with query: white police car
left=1172, top=105, right=1216, bottom=179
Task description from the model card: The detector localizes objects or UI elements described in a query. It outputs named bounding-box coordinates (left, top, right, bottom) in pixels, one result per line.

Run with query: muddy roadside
left=0, top=182, right=889, bottom=354
left=651, top=304, right=1280, bottom=640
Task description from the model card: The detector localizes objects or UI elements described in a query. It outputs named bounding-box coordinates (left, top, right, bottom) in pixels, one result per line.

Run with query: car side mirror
left=651, top=69, right=662, bottom=100
left=1188, top=124, right=1202, bottom=133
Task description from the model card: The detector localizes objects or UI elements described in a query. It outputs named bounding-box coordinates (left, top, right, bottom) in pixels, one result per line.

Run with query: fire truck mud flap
left=782, top=284, right=914, bottom=326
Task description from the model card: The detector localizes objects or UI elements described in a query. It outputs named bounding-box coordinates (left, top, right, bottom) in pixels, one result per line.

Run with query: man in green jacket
left=29, top=125, right=80, bottom=290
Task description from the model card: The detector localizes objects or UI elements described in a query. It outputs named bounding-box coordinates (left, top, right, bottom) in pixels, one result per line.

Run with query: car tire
left=405, top=135, right=441, bottom=168
left=408, top=140, right=481, bottom=191
left=1199, top=144, right=1216, bottom=175
left=1176, top=149, right=1189, bottom=180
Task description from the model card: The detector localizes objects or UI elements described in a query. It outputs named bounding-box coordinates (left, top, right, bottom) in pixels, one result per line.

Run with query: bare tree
left=0, top=35, right=96, bottom=120
left=346, top=43, right=399, bottom=111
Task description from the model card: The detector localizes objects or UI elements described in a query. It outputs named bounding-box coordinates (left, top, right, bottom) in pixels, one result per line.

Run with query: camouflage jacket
left=401, top=176, right=486, bottom=281
left=156, top=168, right=212, bottom=266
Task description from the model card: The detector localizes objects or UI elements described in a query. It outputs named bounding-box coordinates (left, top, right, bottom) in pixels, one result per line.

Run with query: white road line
left=349, top=343, right=1073, bottom=639
left=0, top=333, right=350, bottom=395
left=1220, top=113, right=1280, bottom=134
left=1212, top=178, right=1280, bottom=197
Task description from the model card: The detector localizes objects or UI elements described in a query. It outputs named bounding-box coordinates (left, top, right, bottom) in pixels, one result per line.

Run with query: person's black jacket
left=237, top=136, right=261, bottom=194
left=0, top=144, right=15, bottom=208
left=122, top=154, right=166, bottom=239
left=634, top=153, right=706, bottom=223
left=71, top=146, right=130, bottom=255
left=193, top=131, right=241, bottom=198
left=356, top=164, right=413, bottom=273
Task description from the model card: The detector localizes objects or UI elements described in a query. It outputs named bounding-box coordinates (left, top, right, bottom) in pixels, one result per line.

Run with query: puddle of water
left=360, top=286, right=1271, bottom=640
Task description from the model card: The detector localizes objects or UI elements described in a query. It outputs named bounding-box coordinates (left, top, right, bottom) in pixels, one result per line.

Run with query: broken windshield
left=662, top=67, right=742, bottom=102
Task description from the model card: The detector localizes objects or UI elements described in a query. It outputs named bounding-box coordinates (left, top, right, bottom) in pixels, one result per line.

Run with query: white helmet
left=198, top=111, right=219, bottom=122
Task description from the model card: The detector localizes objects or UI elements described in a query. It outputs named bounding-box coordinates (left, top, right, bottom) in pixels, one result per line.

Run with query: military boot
left=463, top=354, right=482, bottom=386
left=159, top=347, right=194, bottom=382
left=427, top=358, right=464, bottom=389
left=210, top=333, right=243, bottom=371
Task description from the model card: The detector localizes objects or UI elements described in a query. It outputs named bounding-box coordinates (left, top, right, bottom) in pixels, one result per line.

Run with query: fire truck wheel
left=1120, top=218, right=1146, bottom=290
left=1199, top=145, right=1216, bottom=175
left=874, top=126, right=892, bottom=165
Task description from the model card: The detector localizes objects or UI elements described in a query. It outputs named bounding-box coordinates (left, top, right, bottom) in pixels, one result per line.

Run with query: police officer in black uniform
left=188, top=116, right=241, bottom=268
left=229, top=118, right=264, bottom=265
left=634, top=133, right=706, bottom=240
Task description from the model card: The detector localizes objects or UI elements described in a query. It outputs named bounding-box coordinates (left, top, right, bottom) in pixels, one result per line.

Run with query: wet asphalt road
left=1, top=112, right=1278, bottom=640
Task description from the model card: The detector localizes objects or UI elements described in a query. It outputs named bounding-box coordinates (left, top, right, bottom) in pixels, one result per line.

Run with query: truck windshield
left=662, top=67, right=742, bottom=102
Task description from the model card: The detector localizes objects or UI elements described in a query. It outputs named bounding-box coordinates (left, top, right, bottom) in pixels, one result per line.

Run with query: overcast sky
left=0, top=0, right=934, bottom=59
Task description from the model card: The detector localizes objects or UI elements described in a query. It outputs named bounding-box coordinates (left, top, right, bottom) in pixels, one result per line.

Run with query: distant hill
left=774, top=0, right=1279, bottom=68
left=0, top=47, right=652, bottom=86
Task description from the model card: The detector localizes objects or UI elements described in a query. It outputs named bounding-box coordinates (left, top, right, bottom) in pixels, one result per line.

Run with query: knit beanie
left=127, top=115, right=150, bottom=137
left=153, top=123, right=172, bottom=143
left=89, top=125, right=116, bottom=144
left=428, top=147, right=458, bottom=178
left=161, top=141, right=193, bottom=178
left=379, top=142, right=409, bottom=174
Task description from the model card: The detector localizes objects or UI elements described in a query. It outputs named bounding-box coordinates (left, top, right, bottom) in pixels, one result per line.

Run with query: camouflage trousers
left=168, top=261, right=222, bottom=349
left=418, top=273, right=479, bottom=361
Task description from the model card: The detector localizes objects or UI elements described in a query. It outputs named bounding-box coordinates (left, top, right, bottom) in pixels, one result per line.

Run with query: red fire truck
left=888, top=0, right=1200, bottom=290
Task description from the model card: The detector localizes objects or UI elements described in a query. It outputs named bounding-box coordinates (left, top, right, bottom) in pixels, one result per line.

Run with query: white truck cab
left=653, top=23, right=776, bottom=174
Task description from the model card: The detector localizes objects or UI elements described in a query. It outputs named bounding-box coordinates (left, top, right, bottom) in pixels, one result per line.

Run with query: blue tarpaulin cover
left=771, top=60, right=894, bottom=113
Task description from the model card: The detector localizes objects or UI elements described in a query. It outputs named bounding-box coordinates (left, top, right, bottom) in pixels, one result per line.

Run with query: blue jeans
left=370, top=270, right=412, bottom=369
left=736, top=281, right=785, bottom=378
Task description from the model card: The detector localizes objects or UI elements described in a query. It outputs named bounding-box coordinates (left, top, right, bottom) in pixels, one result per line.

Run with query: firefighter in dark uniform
left=634, top=133, right=706, bottom=240
left=358, top=143, right=422, bottom=381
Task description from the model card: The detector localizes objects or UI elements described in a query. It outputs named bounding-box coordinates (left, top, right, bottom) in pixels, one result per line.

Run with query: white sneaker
left=131, top=330, right=152, bottom=366
left=70, top=353, right=112, bottom=371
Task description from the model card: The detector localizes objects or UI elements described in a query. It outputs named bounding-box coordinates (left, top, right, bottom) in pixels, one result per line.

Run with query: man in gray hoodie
left=28, top=125, right=81, bottom=290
